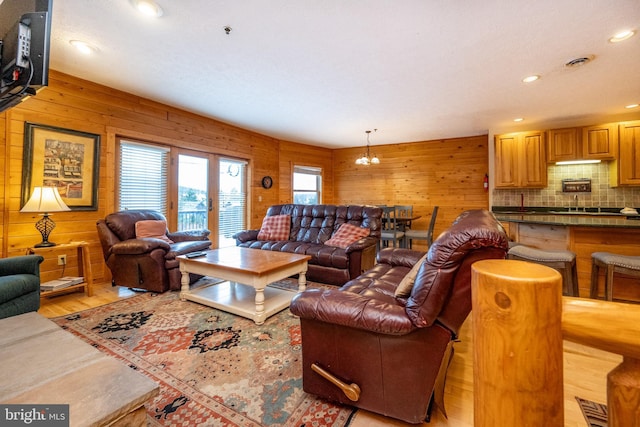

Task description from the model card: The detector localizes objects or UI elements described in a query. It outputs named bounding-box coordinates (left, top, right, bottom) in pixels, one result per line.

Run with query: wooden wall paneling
left=0, top=70, right=334, bottom=283
left=0, top=110, right=6, bottom=255
left=333, top=135, right=490, bottom=246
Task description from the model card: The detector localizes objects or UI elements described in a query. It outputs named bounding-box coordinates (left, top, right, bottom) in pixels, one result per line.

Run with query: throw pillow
left=257, top=214, right=291, bottom=241
left=395, top=253, right=428, bottom=298
left=325, top=223, right=370, bottom=249
left=135, top=219, right=174, bottom=243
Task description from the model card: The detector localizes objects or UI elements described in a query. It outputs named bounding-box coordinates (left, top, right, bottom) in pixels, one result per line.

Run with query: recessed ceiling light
left=626, top=103, right=640, bottom=109
left=609, top=30, right=636, bottom=43
left=513, top=118, right=524, bottom=122
left=130, top=0, right=163, bottom=17
left=522, top=75, right=540, bottom=83
left=69, top=40, right=97, bottom=55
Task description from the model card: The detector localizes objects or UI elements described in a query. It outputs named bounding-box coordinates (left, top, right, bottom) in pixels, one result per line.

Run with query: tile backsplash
left=492, top=162, right=640, bottom=209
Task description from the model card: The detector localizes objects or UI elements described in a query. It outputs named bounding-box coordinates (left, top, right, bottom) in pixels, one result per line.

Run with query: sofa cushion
left=135, top=220, right=174, bottom=243
left=395, top=253, right=428, bottom=298
left=257, top=214, right=291, bottom=241
left=325, top=223, right=370, bottom=248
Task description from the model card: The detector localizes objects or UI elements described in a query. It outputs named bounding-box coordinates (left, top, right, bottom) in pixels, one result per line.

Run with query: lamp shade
left=21, top=187, right=71, bottom=213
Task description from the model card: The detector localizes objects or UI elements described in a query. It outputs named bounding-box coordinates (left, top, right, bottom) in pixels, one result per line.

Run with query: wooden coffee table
left=179, top=247, right=310, bottom=325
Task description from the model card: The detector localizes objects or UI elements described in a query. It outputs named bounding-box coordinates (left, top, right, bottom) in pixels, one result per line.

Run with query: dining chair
left=380, top=206, right=406, bottom=249
left=405, top=206, right=439, bottom=249
left=394, top=205, right=414, bottom=231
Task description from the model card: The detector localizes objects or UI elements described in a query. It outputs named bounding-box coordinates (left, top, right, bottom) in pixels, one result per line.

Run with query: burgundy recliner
left=97, top=210, right=211, bottom=293
left=290, top=209, right=508, bottom=424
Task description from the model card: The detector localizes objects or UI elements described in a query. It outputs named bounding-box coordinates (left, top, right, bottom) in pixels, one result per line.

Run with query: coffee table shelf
left=179, top=247, right=310, bottom=325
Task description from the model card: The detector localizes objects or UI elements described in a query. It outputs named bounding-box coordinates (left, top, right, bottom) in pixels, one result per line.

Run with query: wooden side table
left=27, top=241, right=93, bottom=297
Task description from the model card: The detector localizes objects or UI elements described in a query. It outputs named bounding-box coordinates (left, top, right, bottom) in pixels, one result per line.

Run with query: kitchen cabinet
left=495, top=131, right=546, bottom=188
left=613, top=120, right=640, bottom=186
left=547, top=123, right=617, bottom=163
left=582, top=123, right=617, bottom=160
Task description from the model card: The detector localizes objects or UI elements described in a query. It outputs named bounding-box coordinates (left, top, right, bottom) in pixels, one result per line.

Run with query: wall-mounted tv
left=0, top=0, right=52, bottom=113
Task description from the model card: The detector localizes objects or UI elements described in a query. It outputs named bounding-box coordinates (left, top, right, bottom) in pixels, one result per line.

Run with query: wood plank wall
left=1, top=71, right=332, bottom=283
left=332, top=135, right=490, bottom=248
left=1, top=70, right=489, bottom=284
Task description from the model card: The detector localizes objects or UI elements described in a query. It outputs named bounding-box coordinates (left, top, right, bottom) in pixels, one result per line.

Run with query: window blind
left=118, top=140, right=169, bottom=215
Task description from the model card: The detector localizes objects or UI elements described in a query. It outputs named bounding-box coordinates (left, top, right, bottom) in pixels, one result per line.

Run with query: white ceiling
left=47, top=0, right=640, bottom=148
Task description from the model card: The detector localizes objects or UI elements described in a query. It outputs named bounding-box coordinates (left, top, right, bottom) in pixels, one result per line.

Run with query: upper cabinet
left=547, top=123, right=617, bottom=163
left=495, top=131, right=547, bottom=188
left=613, top=120, right=640, bottom=186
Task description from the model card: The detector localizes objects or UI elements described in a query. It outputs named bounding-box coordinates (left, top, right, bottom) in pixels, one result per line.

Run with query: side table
left=27, top=241, right=93, bottom=297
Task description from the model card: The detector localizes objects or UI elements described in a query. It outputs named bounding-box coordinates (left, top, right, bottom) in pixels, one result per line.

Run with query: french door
left=175, top=151, right=247, bottom=248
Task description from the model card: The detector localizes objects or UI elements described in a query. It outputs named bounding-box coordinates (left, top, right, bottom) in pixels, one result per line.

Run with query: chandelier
left=355, top=129, right=380, bottom=165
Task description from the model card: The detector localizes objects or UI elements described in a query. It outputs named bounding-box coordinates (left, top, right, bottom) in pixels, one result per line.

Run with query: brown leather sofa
left=97, top=210, right=211, bottom=293
left=234, top=204, right=382, bottom=286
left=290, top=209, right=508, bottom=424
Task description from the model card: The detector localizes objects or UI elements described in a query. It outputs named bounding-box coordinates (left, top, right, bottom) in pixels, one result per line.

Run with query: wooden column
left=563, top=297, right=640, bottom=427
left=471, top=259, right=564, bottom=427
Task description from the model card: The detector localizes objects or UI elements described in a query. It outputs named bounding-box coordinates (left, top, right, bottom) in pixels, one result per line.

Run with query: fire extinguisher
left=483, top=173, right=489, bottom=192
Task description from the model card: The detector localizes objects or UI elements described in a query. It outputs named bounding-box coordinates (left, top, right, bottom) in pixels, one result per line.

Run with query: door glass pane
left=178, top=154, right=209, bottom=231
left=219, top=158, right=247, bottom=248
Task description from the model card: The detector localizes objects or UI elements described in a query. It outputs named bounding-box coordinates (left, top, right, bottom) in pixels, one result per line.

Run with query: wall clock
left=261, top=176, right=273, bottom=189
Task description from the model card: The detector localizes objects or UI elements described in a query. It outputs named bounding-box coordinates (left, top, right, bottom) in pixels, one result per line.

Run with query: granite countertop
left=492, top=207, right=640, bottom=228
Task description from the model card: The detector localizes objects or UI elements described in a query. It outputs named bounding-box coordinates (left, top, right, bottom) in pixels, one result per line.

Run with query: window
left=118, top=140, right=169, bottom=215
left=293, top=166, right=322, bottom=204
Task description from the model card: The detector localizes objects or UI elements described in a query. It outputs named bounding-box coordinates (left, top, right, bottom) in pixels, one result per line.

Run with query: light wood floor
left=39, top=282, right=621, bottom=427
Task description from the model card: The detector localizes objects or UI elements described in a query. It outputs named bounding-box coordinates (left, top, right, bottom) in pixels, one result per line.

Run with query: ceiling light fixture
left=130, top=0, right=164, bottom=17
left=69, top=40, right=96, bottom=55
left=609, top=30, right=636, bottom=43
left=355, top=129, right=380, bottom=165
left=513, top=118, right=524, bottom=122
left=625, top=103, right=639, bottom=109
left=522, top=75, right=540, bottom=83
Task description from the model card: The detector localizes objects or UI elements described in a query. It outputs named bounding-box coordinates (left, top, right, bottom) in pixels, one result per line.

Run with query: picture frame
left=22, top=122, right=101, bottom=211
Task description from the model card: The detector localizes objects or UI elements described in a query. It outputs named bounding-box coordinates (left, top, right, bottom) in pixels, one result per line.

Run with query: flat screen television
left=0, top=0, right=52, bottom=113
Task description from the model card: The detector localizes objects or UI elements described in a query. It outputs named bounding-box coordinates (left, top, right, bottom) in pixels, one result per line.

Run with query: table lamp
left=20, top=186, right=71, bottom=247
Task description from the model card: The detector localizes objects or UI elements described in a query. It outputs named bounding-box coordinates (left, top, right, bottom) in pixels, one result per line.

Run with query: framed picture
left=22, top=123, right=101, bottom=211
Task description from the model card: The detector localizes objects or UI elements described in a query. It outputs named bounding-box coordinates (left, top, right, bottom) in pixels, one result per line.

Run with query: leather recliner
left=290, top=209, right=509, bottom=424
left=96, top=210, right=211, bottom=293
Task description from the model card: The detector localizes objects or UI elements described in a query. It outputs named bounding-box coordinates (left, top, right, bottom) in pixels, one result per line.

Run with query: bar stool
left=507, top=245, right=579, bottom=296
left=590, top=252, right=640, bottom=301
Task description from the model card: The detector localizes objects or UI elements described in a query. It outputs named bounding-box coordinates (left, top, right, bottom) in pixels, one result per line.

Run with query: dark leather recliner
left=96, top=210, right=211, bottom=293
left=290, top=209, right=508, bottom=424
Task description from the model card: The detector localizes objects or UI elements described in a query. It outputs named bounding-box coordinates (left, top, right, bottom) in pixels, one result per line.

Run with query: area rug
left=576, top=397, right=608, bottom=427
left=53, top=280, right=355, bottom=427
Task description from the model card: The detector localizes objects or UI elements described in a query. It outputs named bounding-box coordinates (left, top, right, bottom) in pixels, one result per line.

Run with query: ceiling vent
left=565, top=55, right=594, bottom=68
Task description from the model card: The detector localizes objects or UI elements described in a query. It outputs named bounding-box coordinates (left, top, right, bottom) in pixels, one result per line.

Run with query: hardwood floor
left=39, top=282, right=620, bottom=426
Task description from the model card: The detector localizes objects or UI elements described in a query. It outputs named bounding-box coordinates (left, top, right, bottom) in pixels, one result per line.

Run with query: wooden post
left=471, top=259, right=564, bottom=427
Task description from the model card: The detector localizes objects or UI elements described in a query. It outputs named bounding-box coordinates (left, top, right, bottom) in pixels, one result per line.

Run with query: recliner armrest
left=290, top=289, right=416, bottom=335
left=344, top=236, right=379, bottom=253
left=110, top=238, right=171, bottom=255
left=376, top=247, right=426, bottom=268
left=168, top=229, right=210, bottom=242
left=233, top=229, right=259, bottom=243
left=0, top=255, right=44, bottom=277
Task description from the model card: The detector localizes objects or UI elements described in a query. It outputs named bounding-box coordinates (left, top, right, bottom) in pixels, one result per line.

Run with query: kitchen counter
left=494, top=213, right=640, bottom=228
left=494, top=209, right=640, bottom=302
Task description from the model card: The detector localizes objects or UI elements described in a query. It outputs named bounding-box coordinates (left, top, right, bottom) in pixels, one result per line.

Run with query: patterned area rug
left=576, top=397, right=608, bottom=427
left=53, top=280, right=355, bottom=427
